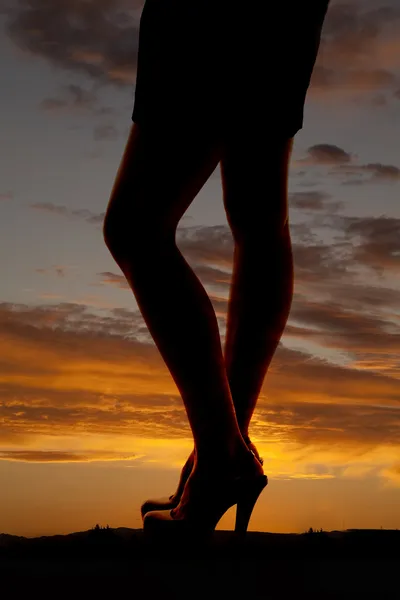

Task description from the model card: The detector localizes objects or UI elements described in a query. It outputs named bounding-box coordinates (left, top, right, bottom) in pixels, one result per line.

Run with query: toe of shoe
left=143, top=509, right=175, bottom=530
left=140, top=497, right=174, bottom=518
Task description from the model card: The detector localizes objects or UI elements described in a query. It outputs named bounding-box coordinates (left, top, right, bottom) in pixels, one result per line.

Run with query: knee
left=232, top=213, right=290, bottom=247
left=103, top=202, right=175, bottom=258
left=103, top=208, right=129, bottom=256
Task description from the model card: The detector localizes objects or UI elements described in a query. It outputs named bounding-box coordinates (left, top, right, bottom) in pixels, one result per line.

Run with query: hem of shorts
left=132, top=112, right=302, bottom=138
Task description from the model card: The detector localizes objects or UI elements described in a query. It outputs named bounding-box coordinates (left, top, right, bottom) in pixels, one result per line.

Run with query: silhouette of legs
left=103, top=122, right=251, bottom=473
left=221, top=134, right=294, bottom=438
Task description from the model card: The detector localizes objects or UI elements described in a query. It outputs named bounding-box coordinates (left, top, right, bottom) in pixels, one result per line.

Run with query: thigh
left=132, top=0, right=224, bottom=133
left=105, top=122, right=224, bottom=237
left=220, top=131, right=294, bottom=242
left=220, top=1, right=331, bottom=139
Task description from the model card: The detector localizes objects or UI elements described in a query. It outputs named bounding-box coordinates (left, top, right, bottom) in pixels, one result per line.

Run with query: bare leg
left=103, top=123, right=252, bottom=473
left=221, top=134, right=294, bottom=438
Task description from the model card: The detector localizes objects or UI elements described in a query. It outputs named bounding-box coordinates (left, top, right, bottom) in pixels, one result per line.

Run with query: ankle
left=195, top=437, right=252, bottom=473
left=241, top=432, right=251, bottom=445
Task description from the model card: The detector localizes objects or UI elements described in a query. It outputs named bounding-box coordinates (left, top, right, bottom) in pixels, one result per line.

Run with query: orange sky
left=1, top=300, right=400, bottom=536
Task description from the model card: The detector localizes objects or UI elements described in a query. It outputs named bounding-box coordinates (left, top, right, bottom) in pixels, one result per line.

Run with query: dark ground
left=1, top=528, right=399, bottom=599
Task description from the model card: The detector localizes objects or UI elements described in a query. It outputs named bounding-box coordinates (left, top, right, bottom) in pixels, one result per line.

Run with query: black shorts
left=132, top=0, right=330, bottom=138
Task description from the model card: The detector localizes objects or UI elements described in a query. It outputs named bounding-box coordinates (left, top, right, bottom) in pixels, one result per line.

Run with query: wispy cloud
left=0, top=450, right=138, bottom=463
left=295, top=142, right=400, bottom=185
left=35, top=265, right=68, bottom=278
left=5, top=0, right=141, bottom=86
left=39, top=83, right=111, bottom=116
left=96, top=271, right=130, bottom=289
left=30, top=202, right=104, bottom=224
left=0, top=191, right=13, bottom=201
left=93, top=124, right=119, bottom=141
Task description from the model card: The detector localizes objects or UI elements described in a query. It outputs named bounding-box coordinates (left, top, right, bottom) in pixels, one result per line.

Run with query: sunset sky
left=1, top=0, right=400, bottom=538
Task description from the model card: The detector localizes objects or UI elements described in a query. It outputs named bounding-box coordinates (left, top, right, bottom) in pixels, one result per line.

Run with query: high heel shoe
left=140, top=448, right=195, bottom=518
left=140, top=437, right=263, bottom=518
left=143, top=450, right=268, bottom=539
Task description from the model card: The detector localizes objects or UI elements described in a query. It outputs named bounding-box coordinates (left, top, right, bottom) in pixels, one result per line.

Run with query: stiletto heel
left=140, top=438, right=263, bottom=518
left=235, top=474, right=268, bottom=536
left=143, top=453, right=268, bottom=539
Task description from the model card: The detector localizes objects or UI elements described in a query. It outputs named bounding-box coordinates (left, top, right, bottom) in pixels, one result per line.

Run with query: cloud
left=0, top=191, right=13, bottom=201
left=0, top=450, right=138, bottom=462
left=310, top=0, right=400, bottom=98
left=336, top=163, right=400, bottom=183
left=39, top=83, right=100, bottom=113
left=371, top=93, right=387, bottom=107
left=0, top=299, right=399, bottom=449
left=289, top=191, right=344, bottom=213
left=30, top=202, right=104, bottom=224
left=1, top=201, right=400, bottom=471
left=297, top=144, right=354, bottom=165
left=296, top=143, right=400, bottom=185
left=40, top=98, right=68, bottom=111
left=6, top=0, right=141, bottom=86
left=39, top=293, right=64, bottom=300
left=93, top=124, right=119, bottom=141
left=173, top=223, right=400, bottom=378
left=35, top=265, right=67, bottom=278
left=97, top=271, right=130, bottom=289
left=253, top=400, right=400, bottom=448
left=345, top=216, right=400, bottom=273
left=353, top=163, right=400, bottom=181
left=287, top=298, right=400, bottom=371
left=313, top=214, right=400, bottom=274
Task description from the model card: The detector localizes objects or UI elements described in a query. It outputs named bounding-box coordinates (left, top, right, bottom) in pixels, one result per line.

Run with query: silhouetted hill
left=2, top=528, right=399, bottom=599
left=1, top=527, right=400, bottom=559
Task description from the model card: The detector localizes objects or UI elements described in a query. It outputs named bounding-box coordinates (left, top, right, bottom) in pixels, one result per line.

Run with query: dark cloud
left=173, top=223, right=400, bottom=379
left=30, top=202, right=104, bottom=224
left=289, top=191, right=344, bottom=213
left=0, top=450, right=137, bottom=462
left=311, top=1, right=400, bottom=97
left=39, top=83, right=99, bottom=113
left=253, top=401, right=400, bottom=447
left=359, top=163, right=400, bottom=181
left=300, top=144, right=353, bottom=165
left=176, top=225, right=235, bottom=270
left=176, top=220, right=397, bottom=299
left=0, top=301, right=147, bottom=339
left=288, top=299, right=400, bottom=360
left=40, top=98, right=68, bottom=111
left=6, top=0, right=142, bottom=86
left=0, top=191, right=13, bottom=201
left=97, top=271, right=129, bottom=289
left=346, top=216, right=400, bottom=273
left=371, top=93, right=387, bottom=107
left=336, top=163, right=400, bottom=183
left=35, top=265, right=67, bottom=278
left=292, top=241, right=352, bottom=284
left=190, top=264, right=231, bottom=289
left=93, top=124, right=119, bottom=141
left=297, top=143, right=400, bottom=185
left=315, top=215, right=400, bottom=274
left=290, top=191, right=331, bottom=210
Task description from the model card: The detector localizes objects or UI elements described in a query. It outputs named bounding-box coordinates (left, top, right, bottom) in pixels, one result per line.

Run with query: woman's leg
left=103, top=122, right=251, bottom=472
left=221, top=133, right=294, bottom=439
